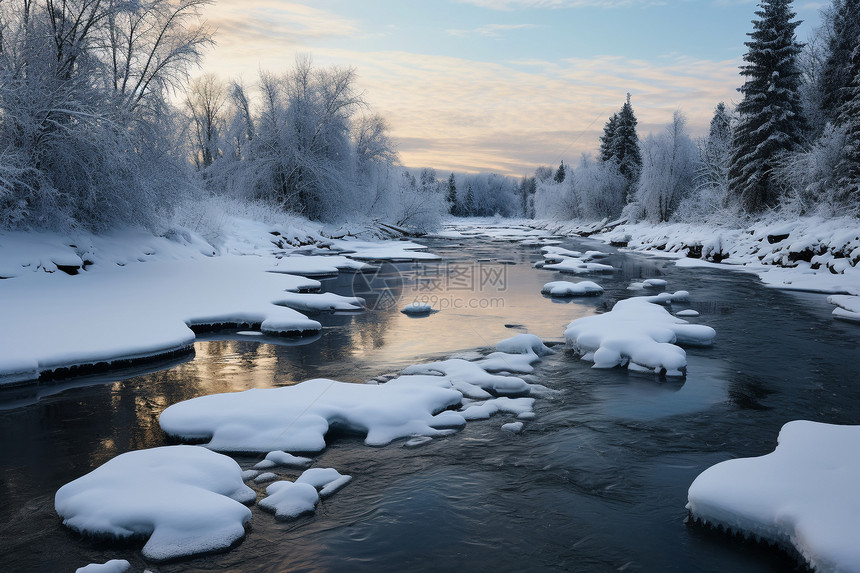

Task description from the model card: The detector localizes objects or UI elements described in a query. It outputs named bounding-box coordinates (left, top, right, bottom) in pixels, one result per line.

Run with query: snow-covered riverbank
left=0, top=217, right=437, bottom=385
left=531, top=216, right=860, bottom=322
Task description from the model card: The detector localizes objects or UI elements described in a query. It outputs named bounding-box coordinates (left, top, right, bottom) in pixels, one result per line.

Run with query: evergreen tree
left=701, top=102, right=733, bottom=190
left=728, top=0, right=806, bottom=212
left=820, top=0, right=860, bottom=122
left=613, top=93, right=642, bottom=196
left=464, top=184, right=475, bottom=216
left=834, top=46, right=860, bottom=209
left=554, top=161, right=566, bottom=183
left=599, top=113, right=619, bottom=162
left=447, top=172, right=458, bottom=215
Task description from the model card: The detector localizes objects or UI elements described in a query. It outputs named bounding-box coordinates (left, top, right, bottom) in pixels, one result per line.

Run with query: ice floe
left=541, top=280, right=604, bottom=297
left=687, top=421, right=860, bottom=573
left=160, top=378, right=465, bottom=452
left=54, top=446, right=254, bottom=562
left=564, top=294, right=716, bottom=376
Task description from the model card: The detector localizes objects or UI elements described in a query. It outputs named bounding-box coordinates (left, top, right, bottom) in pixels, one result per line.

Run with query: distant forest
left=1, top=0, right=858, bottom=235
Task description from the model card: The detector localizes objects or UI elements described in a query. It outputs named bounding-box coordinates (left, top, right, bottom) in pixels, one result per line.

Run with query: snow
left=501, top=421, right=524, bottom=433
left=401, top=302, right=434, bottom=315
left=828, top=295, right=860, bottom=322
left=565, top=217, right=860, bottom=323
left=676, top=309, right=700, bottom=317
left=687, top=421, right=860, bottom=573
left=54, top=445, right=254, bottom=562
left=75, top=560, right=131, bottom=573
left=296, top=467, right=352, bottom=497
left=0, top=255, right=323, bottom=384
left=541, top=256, right=615, bottom=274
left=0, top=226, right=441, bottom=385
left=259, top=481, right=320, bottom=519
left=259, top=468, right=351, bottom=519
left=541, top=280, right=604, bottom=297
left=160, top=378, right=465, bottom=452
left=477, top=333, right=555, bottom=374
left=564, top=295, right=716, bottom=376
left=401, top=359, right=532, bottom=397
left=328, top=239, right=441, bottom=261
left=460, top=397, right=535, bottom=420
left=255, top=451, right=313, bottom=469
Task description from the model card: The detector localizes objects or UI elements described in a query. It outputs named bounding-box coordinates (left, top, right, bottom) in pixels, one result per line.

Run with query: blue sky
left=200, top=0, right=824, bottom=176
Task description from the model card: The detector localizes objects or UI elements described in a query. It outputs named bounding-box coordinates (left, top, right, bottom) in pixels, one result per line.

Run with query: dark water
left=2, top=233, right=859, bottom=572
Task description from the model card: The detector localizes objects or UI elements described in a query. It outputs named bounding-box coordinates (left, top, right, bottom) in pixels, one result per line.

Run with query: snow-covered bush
left=634, top=112, right=699, bottom=223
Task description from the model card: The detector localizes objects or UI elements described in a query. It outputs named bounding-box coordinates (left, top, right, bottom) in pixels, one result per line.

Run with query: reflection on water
left=1, top=234, right=859, bottom=572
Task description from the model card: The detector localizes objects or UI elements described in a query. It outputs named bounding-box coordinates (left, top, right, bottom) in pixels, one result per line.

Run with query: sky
left=197, top=0, right=825, bottom=177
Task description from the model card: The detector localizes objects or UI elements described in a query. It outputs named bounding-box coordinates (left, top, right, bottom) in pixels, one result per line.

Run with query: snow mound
left=76, top=560, right=131, bottom=573
left=54, top=446, right=254, bottom=562
left=260, top=467, right=351, bottom=519
left=274, top=292, right=364, bottom=312
left=676, top=309, right=700, bottom=317
left=160, top=378, right=464, bottom=452
left=501, top=421, right=524, bottom=433
left=541, top=280, right=604, bottom=297
left=461, top=397, right=535, bottom=420
left=542, top=256, right=615, bottom=274
left=496, top=333, right=554, bottom=357
left=255, top=451, right=313, bottom=469
left=687, top=421, right=860, bottom=573
left=564, top=295, right=716, bottom=376
left=476, top=334, right=555, bottom=374
left=259, top=481, right=319, bottom=519
left=401, top=359, right=532, bottom=397
left=401, top=302, right=434, bottom=315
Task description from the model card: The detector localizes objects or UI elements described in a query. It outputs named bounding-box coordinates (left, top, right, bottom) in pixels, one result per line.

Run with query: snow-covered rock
left=160, top=378, right=465, bottom=452
left=541, top=280, right=604, bottom=297
left=687, top=421, right=860, bottom=573
left=542, top=256, right=615, bottom=274
left=54, top=446, right=254, bottom=562
left=401, top=302, right=434, bottom=315
left=564, top=295, right=716, bottom=376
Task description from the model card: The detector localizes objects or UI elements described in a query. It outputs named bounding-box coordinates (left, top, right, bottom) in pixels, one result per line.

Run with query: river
left=2, top=229, right=858, bottom=572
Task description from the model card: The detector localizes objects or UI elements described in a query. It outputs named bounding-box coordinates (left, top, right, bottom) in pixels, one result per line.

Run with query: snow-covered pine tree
left=447, top=172, right=458, bottom=215
left=554, top=161, right=566, bottom=183
left=834, top=45, right=860, bottom=211
left=820, top=0, right=860, bottom=123
left=599, top=113, right=619, bottom=163
left=700, top=102, right=733, bottom=190
left=728, top=0, right=806, bottom=213
left=613, top=93, right=642, bottom=195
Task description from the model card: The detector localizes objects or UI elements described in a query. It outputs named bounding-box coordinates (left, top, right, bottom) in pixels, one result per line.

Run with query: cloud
left=447, top=23, right=543, bottom=38
left=454, top=0, right=661, bottom=9
left=288, top=49, right=742, bottom=175
left=206, top=1, right=357, bottom=51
